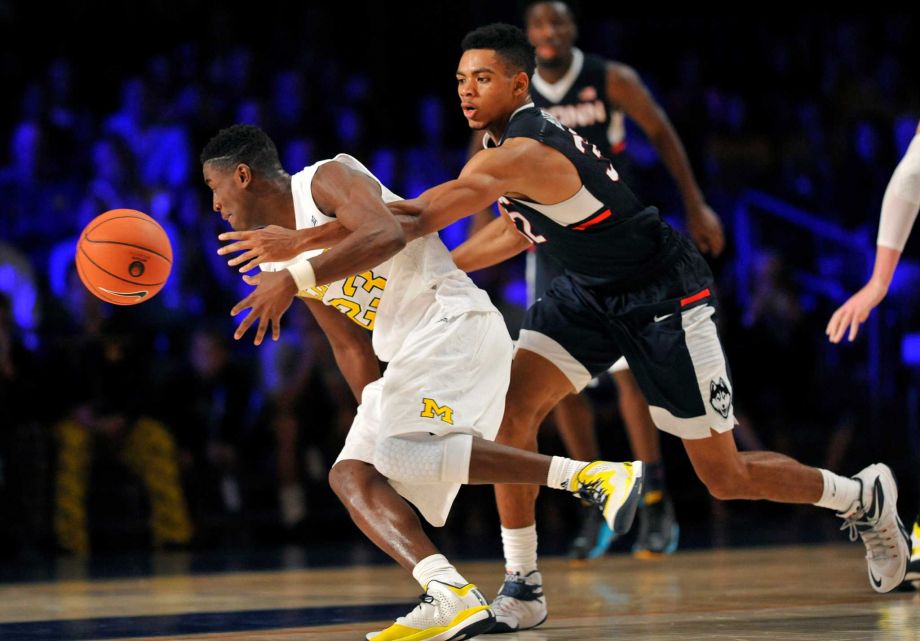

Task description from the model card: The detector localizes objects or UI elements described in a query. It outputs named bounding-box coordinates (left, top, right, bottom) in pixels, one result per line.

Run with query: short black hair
left=200, top=124, right=283, bottom=177
left=461, top=23, right=535, bottom=78
left=523, top=1, right=580, bottom=24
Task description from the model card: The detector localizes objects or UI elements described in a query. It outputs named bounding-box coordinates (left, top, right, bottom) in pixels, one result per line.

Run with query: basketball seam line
left=81, top=236, right=173, bottom=264
left=78, top=245, right=166, bottom=287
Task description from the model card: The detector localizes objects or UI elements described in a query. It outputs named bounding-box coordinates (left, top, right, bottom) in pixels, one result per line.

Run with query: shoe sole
left=368, top=609, right=495, bottom=641
left=441, top=609, right=496, bottom=641
left=867, top=464, right=910, bottom=593
left=484, top=613, right=547, bottom=634
left=612, top=461, right=644, bottom=535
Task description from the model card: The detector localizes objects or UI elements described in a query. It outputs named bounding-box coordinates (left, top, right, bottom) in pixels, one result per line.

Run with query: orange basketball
left=75, top=209, right=173, bottom=305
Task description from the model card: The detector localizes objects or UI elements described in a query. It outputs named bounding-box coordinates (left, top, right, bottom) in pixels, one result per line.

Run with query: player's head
left=458, top=23, right=535, bottom=130
left=524, top=1, right=577, bottom=68
left=200, top=124, right=286, bottom=230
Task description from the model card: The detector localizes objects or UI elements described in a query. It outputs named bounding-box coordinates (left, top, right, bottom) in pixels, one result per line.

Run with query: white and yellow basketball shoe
left=567, top=461, right=644, bottom=536
left=366, top=581, right=494, bottom=641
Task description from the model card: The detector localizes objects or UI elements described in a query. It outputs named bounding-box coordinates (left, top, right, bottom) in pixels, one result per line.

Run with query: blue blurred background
left=0, top=2, right=918, bottom=577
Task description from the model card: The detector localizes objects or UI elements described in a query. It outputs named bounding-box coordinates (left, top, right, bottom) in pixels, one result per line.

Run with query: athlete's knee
left=496, top=408, right=540, bottom=449
left=694, top=457, right=752, bottom=500
left=329, top=459, right=376, bottom=501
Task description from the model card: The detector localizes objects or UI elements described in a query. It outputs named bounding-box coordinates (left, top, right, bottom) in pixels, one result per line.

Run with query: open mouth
left=462, top=105, right=477, bottom=119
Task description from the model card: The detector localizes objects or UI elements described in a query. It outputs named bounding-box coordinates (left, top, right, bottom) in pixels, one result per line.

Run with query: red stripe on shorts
left=572, top=209, right=612, bottom=231
left=680, top=288, right=711, bottom=307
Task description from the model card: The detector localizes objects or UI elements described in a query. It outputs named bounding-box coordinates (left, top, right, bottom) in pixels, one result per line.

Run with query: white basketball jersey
left=261, top=154, right=495, bottom=362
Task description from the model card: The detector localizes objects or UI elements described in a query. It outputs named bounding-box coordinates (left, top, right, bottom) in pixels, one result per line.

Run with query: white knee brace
left=373, top=433, right=473, bottom=484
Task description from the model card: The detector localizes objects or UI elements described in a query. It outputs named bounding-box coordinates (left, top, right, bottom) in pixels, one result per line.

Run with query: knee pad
left=373, top=433, right=473, bottom=484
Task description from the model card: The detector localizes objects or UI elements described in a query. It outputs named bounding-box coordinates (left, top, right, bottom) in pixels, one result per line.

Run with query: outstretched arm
left=608, top=62, right=724, bottom=256
left=387, top=144, right=534, bottom=242
left=826, top=126, right=920, bottom=343
left=219, top=222, right=351, bottom=273
left=217, top=149, right=508, bottom=272
left=452, top=206, right=531, bottom=272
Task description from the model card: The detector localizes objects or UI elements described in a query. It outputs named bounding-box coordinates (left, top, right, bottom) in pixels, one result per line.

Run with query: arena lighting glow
left=901, top=333, right=920, bottom=366
left=0, top=250, right=39, bottom=348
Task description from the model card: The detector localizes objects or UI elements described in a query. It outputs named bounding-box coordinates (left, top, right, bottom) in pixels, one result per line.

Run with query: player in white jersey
left=201, top=124, right=645, bottom=641
left=826, top=120, right=920, bottom=590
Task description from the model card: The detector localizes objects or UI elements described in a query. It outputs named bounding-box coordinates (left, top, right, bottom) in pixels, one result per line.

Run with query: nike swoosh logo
left=653, top=313, right=673, bottom=323
left=97, top=287, right=149, bottom=299
left=868, top=478, right=884, bottom=522
left=869, top=569, right=883, bottom=589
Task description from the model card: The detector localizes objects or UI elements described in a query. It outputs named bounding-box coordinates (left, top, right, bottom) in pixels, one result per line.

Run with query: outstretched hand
left=218, top=225, right=305, bottom=273
left=826, top=280, right=888, bottom=344
left=686, top=203, right=725, bottom=257
left=230, top=270, right=298, bottom=345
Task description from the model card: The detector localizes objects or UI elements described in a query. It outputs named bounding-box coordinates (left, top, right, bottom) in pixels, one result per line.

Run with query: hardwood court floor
left=0, top=544, right=917, bottom=640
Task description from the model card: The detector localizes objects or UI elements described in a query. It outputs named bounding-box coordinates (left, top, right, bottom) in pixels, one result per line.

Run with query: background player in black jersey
left=456, top=0, right=725, bottom=562
left=218, top=23, right=911, bottom=632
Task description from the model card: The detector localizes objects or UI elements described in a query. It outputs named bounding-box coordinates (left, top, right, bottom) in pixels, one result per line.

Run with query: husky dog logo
left=709, top=377, right=732, bottom=419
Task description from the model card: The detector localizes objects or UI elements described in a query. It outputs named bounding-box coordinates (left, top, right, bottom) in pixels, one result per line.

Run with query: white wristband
left=285, top=260, right=316, bottom=291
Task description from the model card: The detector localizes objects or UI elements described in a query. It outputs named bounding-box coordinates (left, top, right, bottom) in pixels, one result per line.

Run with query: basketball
left=75, top=209, right=173, bottom=305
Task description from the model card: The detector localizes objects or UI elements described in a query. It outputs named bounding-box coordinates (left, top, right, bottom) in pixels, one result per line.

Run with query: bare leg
left=612, top=369, right=661, bottom=463
left=329, top=459, right=438, bottom=571
left=468, top=437, right=558, bottom=483
left=683, top=429, right=823, bottom=503
left=493, top=349, right=575, bottom=528
left=553, top=393, right=599, bottom=462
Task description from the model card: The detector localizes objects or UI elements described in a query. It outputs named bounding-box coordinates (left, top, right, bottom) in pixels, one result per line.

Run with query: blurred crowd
left=0, top=8, right=918, bottom=560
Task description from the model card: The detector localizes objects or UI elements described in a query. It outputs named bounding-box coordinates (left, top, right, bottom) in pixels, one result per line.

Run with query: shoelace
left=492, top=589, right=541, bottom=616
left=840, top=512, right=899, bottom=561
left=578, top=478, right=609, bottom=508
left=398, top=593, right=436, bottom=624
left=491, top=594, right=518, bottom=616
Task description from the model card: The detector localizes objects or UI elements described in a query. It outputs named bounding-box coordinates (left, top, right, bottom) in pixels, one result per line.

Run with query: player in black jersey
left=218, top=23, right=911, bottom=630
left=457, top=0, right=724, bottom=565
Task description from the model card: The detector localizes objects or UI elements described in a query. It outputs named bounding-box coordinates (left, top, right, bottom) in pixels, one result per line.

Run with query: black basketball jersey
left=531, top=49, right=627, bottom=159
left=489, top=105, right=681, bottom=291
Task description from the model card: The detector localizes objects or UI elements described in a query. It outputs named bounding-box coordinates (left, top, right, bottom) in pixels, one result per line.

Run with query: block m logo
left=420, top=398, right=454, bottom=425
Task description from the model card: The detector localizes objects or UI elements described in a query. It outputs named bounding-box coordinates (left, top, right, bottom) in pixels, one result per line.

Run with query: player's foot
left=568, top=505, right=617, bottom=560
left=839, top=463, right=910, bottom=593
left=632, top=490, right=679, bottom=559
left=366, top=581, right=494, bottom=641
left=485, top=570, right=547, bottom=634
left=567, top=460, right=643, bottom=535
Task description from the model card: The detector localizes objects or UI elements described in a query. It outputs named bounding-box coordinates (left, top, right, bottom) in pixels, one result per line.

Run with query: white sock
left=412, top=554, right=467, bottom=590
left=814, top=468, right=861, bottom=513
left=501, top=524, right=538, bottom=575
left=547, top=456, right=588, bottom=491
